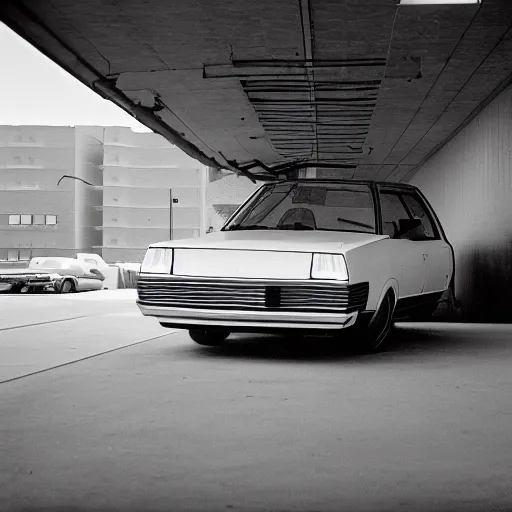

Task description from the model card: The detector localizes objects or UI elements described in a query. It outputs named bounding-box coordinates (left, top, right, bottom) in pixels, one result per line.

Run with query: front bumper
left=137, top=303, right=359, bottom=330
left=136, top=274, right=369, bottom=331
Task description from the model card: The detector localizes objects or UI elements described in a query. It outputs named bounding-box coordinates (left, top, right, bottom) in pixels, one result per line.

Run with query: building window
left=8, top=214, right=57, bottom=226
left=19, top=249, right=32, bottom=261
left=5, top=249, right=32, bottom=262
left=7, top=249, right=19, bottom=262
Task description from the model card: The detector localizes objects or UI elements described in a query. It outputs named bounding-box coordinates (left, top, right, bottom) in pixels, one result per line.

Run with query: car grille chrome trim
left=137, top=276, right=369, bottom=314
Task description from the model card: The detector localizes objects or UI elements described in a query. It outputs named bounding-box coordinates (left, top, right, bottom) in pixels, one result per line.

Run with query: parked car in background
left=0, top=257, right=105, bottom=294
left=137, top=180, right=455, bottom=352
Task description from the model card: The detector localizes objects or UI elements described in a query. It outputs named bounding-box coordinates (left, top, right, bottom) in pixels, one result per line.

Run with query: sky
left=0, top=22, right=151, bottom=132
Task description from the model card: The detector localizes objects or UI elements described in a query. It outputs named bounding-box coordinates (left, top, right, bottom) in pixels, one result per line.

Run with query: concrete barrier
left=102, top=266, right=140, bottom=289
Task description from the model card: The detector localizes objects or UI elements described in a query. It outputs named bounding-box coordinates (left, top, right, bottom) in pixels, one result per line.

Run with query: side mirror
left=398, top=218, right=423, bottom=239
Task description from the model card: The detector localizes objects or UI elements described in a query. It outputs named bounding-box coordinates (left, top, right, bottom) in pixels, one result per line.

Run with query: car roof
left=268, top=179, right=417, bottom=189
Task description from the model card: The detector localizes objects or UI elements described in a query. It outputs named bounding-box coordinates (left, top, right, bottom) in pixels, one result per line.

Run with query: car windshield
left=29, top=258, right=81, bottom=271
left=29, top=258, right=65, bottom=269
left=224, top=182, right=376, bottom=234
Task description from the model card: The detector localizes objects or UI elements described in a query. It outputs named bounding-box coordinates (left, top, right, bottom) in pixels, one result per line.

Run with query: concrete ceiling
left=1, top=0, right=512, bottom=181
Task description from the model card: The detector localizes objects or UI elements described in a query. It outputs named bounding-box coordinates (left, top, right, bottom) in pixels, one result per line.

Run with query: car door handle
left=423, top=254, right=428, bottom=260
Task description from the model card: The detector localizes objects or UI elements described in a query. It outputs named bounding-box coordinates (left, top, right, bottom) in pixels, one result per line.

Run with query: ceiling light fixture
left=399, top=0, right=480, bottom=4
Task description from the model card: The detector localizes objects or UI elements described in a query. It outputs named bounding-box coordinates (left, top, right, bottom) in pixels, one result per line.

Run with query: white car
left=137, top=180, right=455, bottom=352
left=0, top=257, right=105, bottom=294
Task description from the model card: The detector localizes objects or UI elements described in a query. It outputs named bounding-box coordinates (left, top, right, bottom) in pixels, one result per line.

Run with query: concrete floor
left=1, top=291, right=512, bottom=512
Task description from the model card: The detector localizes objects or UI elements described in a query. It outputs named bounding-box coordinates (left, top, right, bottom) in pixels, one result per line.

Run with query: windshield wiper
left=225, top=224, right=271, bottom=231
left=275, top=223, right=316, bottom=231
left=337, top=217, right=374, bottom=229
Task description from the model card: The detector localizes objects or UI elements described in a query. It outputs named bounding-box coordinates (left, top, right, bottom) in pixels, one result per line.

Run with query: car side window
left=401, top=193, right=439, bottom=240
left=379, top=192, right=410, bottom=239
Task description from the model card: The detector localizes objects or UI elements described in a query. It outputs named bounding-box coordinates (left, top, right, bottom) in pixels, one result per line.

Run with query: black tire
left=58, top=280, right=74, bottom=294
left=10, top=283, right=23, bottom=294
left=354, top=291, right=395, bottom=353
left=188, top=327, right=230, bottom=346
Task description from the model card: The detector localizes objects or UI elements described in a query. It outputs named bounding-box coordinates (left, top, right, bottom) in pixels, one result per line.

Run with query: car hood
left=152, top=230, right=388, bottom=254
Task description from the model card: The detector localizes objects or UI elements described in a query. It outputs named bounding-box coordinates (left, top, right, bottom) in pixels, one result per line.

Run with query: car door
left=73, top=264, right=88, bottom=291
left=79, top=264, right=104, bottom=291
left=400, top=192, right=452, bottom=294
left=65, top=261, right=92, bottom=291
left=378, top=188, right=427, bottom=298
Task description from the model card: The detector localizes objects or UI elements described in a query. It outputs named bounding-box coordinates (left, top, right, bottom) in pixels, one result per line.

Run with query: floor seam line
left=0, top=315, right=92, bottom=333
left=0, top=330, right=179, bottom=385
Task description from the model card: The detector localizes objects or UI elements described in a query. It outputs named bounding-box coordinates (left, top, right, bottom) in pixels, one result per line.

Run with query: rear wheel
left=58, top=280, right=74, bottom=294
left=189, top=327, right=230, bottom=346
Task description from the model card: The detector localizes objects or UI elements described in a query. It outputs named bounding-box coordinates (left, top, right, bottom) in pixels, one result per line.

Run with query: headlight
left=311, top=253, right=349, bottom=281
left=141, top=248, right=173, bottom=274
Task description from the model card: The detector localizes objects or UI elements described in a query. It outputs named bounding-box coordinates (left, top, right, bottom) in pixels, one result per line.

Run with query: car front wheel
left=353, top=291, right=395, bottom=353
left=188, top=327, right=230, bottom=346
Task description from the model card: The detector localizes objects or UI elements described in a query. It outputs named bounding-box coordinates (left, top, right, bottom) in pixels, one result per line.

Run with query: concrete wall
left=408, top=85, right=512, bottom=322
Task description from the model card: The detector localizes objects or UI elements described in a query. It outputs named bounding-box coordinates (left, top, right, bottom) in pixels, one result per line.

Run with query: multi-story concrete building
left=99, top=127, right=208, bottom=263
left=0, top=125, right=257, bottom=265
left=0, top=125, right=103, bottom=263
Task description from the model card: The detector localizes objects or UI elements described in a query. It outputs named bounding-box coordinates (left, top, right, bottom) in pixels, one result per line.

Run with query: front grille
left=0, top=275, right=50, bottom=281
left=137, top=276, right=369, bottom=314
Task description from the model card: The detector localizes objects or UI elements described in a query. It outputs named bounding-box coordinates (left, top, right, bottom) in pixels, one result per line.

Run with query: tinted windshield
left=224, top=182, right=376, bottom=233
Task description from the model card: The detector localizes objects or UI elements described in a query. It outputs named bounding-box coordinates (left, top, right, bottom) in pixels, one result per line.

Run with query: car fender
left=373, top=278, right=399, bottom=315
left=55, top=275, right=78, bottom=291
left=344, top=238, right=401, bottom=310
left=67, top=276, right=79, bottom=289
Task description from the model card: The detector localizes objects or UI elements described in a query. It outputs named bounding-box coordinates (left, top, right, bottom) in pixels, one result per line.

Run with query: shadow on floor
left=175, top=323, right=512, bottom=363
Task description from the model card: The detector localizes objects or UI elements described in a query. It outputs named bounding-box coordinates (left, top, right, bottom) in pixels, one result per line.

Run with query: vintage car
left=0, top=257, right=105, bottom=294
left=137, top=180, right=455, bottom=351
